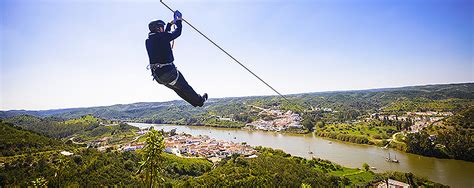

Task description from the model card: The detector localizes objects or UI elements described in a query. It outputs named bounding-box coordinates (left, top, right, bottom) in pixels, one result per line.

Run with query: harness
left=147, top=63, right=180, bottom=86
left=148, top=62, right=173, bottom=69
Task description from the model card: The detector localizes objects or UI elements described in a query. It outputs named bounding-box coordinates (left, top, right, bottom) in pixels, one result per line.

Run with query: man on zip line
left=146, top=10, right=208, bottom=107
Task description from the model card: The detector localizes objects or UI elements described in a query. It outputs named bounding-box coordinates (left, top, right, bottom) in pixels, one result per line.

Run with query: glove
left=174, top=10, right=182, bottom=22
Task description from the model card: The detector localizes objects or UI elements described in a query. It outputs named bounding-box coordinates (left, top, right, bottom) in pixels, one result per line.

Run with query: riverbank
left=128, top=126, right=446, bottom=187
left=137, top=119, right=470, bottom=163
left=129, top=123, right=474, bottom=187
left=185, top=146, right=446, bottom=187
left=131, top=122, right=414, bottom=159
left=129, top=121, right=309, bottom=133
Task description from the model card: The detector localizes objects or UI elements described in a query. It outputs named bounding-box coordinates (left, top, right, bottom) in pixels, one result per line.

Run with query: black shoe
left=202, top=93, right=208, bottom=102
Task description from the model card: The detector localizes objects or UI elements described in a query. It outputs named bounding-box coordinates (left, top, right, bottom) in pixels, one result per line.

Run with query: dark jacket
left=146, top=20, right=182, bottom=64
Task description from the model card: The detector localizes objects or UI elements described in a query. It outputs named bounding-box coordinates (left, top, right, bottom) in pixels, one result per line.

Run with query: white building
left=376, top=179, right=411, bottom=188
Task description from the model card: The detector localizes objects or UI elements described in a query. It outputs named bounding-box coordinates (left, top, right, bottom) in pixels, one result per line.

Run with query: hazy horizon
left=1, top=0, right=473, bottom=110
left=2, top=81, right=471, bottom=111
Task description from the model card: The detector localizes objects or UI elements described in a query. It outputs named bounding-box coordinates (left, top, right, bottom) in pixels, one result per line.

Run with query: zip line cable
left=159, top=0, right=299, bottom=107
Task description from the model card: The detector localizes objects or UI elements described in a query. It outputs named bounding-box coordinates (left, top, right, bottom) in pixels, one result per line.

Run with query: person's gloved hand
left=174, top=10, right=182, bottom=22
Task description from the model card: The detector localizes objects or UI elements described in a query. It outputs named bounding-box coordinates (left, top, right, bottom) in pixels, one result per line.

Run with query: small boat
left=392, top=154, right=400, bottom=163
left=386, top=152, right=400, bottom=163
left=328, top=141, right=332, bottom=144
left=370, top=167, right=377, bottom=170
left=308, top=151, right=314, bottom=154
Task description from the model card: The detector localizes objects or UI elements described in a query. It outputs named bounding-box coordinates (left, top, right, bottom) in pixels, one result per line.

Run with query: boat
left=392, top=154, right=400, bottom=163
left=370, top=167, right=377, bottom=170
left=308, top=151, right=314, bottom=154
left=385, top=152, right=400, bottom=163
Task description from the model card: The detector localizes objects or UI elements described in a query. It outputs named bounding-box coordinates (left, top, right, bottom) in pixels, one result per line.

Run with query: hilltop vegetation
left=1, top=83, right=472, bottom=126
left=3, top=115, right=102, bottom=138
left=0, top=121, right=74, bottom=156
left=383, top=98, right=470, bottom=112
left=2, top=115, right=138, bottom=140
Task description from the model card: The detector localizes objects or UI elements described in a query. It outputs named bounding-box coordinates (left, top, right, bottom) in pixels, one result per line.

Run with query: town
left=245, top=106, right=303, bottom=132
left=79, top=128, right=258, bottom=162
left=370, top=111, right=453, bottom=133
left=163, top=133, right=257, bottom=161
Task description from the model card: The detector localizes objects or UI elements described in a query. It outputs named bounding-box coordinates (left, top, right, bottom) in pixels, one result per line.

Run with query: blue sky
left=1, top=0, right=473, bottom=110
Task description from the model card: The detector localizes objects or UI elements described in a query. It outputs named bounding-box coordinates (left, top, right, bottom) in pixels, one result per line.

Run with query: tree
left=362, top=163, right=370, bottom=171
left=169, top=128, right=177, bottom=136
left=316, top=121, right=326, bottom=129
left=137, top=129, right=165, bottom=187
left=302, top=118, right=315, bottom=132
left=31, top=177, right=48, bottom=187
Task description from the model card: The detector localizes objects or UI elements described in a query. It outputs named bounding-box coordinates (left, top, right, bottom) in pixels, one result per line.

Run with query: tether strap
left=171, top=23, right=176, bottom=49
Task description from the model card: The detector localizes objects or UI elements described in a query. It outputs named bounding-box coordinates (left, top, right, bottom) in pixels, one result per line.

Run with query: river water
left=130, top=123, right=473, bottom=187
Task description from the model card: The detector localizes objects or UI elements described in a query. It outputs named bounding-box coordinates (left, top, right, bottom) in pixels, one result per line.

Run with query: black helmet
left=148, top=20, right=166, bottom=31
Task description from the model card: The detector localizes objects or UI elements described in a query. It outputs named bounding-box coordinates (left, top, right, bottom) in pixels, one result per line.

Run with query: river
left=130, top=123, right=473, bottom=187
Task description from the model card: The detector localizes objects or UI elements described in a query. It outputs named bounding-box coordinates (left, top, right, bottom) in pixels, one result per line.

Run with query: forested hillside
left=2, top=115, right=137, bottom=139
left=1, top=83, right=472, bottom=125
left=0, top=121, right=74, bottom=156
left=405, top=106, right=474, bottom=161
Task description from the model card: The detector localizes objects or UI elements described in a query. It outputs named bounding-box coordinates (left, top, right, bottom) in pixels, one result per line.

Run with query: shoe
left=202, top=93, right=208, bottom=102
left=196, top=93, right=208, bottom=107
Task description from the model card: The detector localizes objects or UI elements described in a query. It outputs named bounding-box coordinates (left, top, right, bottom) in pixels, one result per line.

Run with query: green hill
left=1, top=83, right=472, bottom=125
left=2, top=115, right=137, bottom=141
left=2, top=115, right=102, bottom=138
left=0, top=121, right=70, bottom=156
left=406, top=106, right=474, bottom=161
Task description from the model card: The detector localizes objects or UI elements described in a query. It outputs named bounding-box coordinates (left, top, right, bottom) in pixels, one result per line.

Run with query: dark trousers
left=152, top=65, right=204, bottom=107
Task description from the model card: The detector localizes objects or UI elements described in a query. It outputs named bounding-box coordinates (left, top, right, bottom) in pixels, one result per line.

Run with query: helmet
left=148, top=20, right=166, bottom=31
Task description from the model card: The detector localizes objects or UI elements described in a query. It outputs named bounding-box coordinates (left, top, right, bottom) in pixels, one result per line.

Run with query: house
left=219, top=117, right=234, bottom=121
left=375, top=179, right=410, bottom=188
left=164, top=147, right=181, bottom=156
left=123, top=145, right=144, bottom=151
left=136, top=130, right=149, bottom=135
left=60, top=151, right=73, bottom=156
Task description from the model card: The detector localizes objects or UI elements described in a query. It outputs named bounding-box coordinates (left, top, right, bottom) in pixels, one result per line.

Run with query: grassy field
left=316, top=122, right=397, bottom=146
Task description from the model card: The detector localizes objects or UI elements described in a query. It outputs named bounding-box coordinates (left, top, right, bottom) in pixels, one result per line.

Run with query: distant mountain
left=1, top=83, right=473, bottom=123
left=0, top=108, right=80, bottom=118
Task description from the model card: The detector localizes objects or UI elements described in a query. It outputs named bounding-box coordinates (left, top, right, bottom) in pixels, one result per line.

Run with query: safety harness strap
left=168, top=70, right=180, bottom=86
left=148, top=63, right=180, bottom=86
left=147, top=62, right=174, bottom=70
